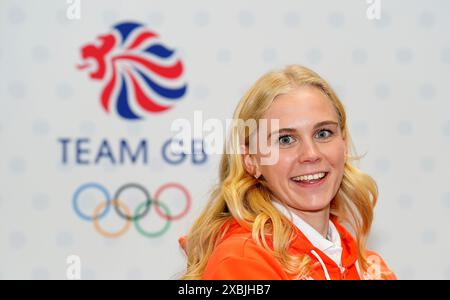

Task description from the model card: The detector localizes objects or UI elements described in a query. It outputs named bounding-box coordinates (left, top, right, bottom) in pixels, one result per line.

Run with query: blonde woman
left=179, top=65, right=396, bottom=280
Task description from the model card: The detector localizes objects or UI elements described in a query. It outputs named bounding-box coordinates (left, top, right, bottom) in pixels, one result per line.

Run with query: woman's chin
left=290, top=195, right=333, bottom=212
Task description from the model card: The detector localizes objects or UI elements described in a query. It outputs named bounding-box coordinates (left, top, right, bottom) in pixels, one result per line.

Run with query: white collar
left=272, top=200, right=343, bottom=267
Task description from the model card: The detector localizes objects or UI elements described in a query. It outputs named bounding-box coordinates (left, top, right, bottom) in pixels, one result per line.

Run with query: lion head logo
left=77, top=22, right=187, bottom=120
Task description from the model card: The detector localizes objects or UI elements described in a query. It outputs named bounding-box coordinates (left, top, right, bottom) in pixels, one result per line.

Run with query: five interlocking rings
left=72, top=182, right=191, bottom=238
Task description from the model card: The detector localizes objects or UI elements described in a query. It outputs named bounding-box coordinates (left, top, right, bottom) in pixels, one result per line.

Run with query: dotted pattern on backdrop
left=0, top=0, right=450, bottom=279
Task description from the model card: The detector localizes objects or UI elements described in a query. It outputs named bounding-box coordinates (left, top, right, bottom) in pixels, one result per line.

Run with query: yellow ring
left=93, top=200, right=131, bottom=238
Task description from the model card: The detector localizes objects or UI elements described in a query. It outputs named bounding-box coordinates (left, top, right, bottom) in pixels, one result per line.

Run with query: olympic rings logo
left=72, top=182, right=191, bottom=238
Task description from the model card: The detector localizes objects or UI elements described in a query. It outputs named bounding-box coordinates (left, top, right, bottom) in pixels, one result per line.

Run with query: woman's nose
left=298, top=139, right=321, bottom=164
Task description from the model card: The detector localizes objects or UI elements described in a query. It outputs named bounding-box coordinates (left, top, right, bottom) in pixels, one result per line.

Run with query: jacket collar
left=289, top=217, right=359, bottom=269
left=271, top=201, right=342, bottom=253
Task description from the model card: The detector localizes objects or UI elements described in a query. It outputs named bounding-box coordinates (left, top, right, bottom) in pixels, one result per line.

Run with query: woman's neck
left=291, top=206, right=331, bottom=238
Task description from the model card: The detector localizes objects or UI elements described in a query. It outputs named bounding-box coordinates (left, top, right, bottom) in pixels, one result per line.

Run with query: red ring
left=154, top=183, right=191, bottom=221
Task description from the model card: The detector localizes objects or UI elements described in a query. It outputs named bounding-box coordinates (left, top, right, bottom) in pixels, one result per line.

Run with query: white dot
left=395, top=48, right=413, bottom=64
left=442, top=48, right=450, bottom=64
left=217, top=49, right=231, bottom=63
left=9, top=158, right=27, bottom=174
left=284, top=12, right=300, bottom=27
left=32, top=120, right=51, bottom=135
left=32, top=194, right=50, bottom=211
left=418, top=83, right=435, bottom=101
left=262, top=48, right=277, bottom=63
left=8, top=6, right=26, bottom=24
left=418, top=11, right=435, bottom=29
left=56, top=82, right=74, bottom=99
left=305, top=48, right=323, bottom=65
left=374, top=158, right=390, bottom=173
left=351, top=121, right=369, bottom=137
left=31, top=267, right=50, bottom=280
left=56, top=232, right=74, bottom=247
left=442, top=193, right=450, bottom=209
left=31, top=46, right=50, bottom=63
left=397, top=121, right=413, bottom=135
left=420, top=157, right=435, bottom=172
left=352, top=49, right=368, bottom=64
left=194, top=11, right=209, bottom=27
left=9, top=231, right=27, bottom=249
left=397, top=194, right=414, bottom=209
left=193, top=85, right=209, bottom=100
left=8, top=81, right=27, bottom=99
left=443, top=120, right=450, bottom=136
left=328, top=12, right=345, bottom=28
left=421, top=229, right=436, bottom=244
left=374, top=83, right=390, bottom=99
left=238, top=11, right=254, bottom=27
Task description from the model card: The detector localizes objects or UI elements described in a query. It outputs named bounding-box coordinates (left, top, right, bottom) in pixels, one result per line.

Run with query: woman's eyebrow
left=313, top=120, right=339, bottom=129
left=267, top=128, right=296, bottom=139
left=267, top=120, right=339, bottom=139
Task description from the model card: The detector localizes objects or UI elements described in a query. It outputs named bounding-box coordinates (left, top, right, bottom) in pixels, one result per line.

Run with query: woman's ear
left=242, top=147, right=261, bottom=178
left=243, top=152, right=255, bottom=174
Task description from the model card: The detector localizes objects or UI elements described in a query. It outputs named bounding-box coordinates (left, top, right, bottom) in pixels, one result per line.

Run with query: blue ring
left=73, top=183, right=111, bottom=221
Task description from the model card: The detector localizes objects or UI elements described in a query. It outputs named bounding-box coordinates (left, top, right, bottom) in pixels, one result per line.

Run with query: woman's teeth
left=292, top=172, right=326, bottom=182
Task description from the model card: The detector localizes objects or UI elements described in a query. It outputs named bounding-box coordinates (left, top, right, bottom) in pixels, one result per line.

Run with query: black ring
left=113, top=183, right=152, bottom=221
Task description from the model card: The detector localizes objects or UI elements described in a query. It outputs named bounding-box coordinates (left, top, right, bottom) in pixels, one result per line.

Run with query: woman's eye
left=315, top=129, right=333, bottom=139
left=278, top=135, right=295, bottom=145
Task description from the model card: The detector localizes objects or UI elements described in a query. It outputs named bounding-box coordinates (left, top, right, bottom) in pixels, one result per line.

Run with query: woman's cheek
left=261, top=152, right=290, bottom=180
left=324, top=142, right=346, bottom=165
left=276, top=152, right=297, bottom=172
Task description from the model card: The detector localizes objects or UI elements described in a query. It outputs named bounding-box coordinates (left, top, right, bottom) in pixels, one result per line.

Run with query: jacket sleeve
left=202, top=237, right=289, bottom=280
left=203, top=255, right=285, bottom=280
left=362, top=251, right=397, bottom=280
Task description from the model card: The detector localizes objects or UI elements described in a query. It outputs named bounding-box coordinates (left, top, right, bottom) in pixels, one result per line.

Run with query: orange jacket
left=180, top=218, right=396, bottom=280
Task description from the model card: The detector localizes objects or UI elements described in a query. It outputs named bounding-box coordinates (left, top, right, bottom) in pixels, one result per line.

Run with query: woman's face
left=248, top=86, right=347, bottom=213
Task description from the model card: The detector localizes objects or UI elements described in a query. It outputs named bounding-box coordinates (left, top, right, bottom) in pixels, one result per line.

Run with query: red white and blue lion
left=77, top=22, right=187, bottom=120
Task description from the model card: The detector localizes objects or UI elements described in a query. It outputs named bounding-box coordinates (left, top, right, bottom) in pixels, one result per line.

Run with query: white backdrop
left=1, top=0, right=450, bottom=279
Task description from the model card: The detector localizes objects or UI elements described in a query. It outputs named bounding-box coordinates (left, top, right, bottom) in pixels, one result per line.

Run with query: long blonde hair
left=181, top=65, right=377, bottom=279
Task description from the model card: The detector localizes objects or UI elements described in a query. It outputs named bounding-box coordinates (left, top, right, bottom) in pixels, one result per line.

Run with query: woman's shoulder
left=202, top=227, right=288, bottom=279
left=210, top=231, right=257, bottom=258
left=207, top=230, right=277, bottom=266
left=361, top=250, right=397, bottom=280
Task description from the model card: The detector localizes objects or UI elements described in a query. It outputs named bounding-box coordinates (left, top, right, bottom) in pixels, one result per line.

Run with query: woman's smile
left=290, top=171, right=329, bottom=188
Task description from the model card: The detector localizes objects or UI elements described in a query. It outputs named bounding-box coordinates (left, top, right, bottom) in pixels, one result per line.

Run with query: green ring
left=134, top=199, right=171, bottom=238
